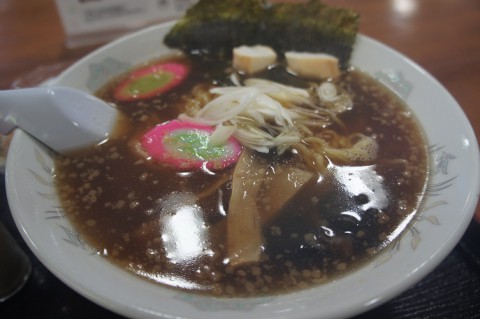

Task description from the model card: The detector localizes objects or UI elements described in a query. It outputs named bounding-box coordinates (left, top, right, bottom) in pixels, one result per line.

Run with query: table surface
left=0, top=0, right=479, bottom=318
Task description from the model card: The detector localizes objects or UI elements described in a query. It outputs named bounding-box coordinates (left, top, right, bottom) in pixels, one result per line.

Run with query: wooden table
left=1, top=1, right=479, bottom=318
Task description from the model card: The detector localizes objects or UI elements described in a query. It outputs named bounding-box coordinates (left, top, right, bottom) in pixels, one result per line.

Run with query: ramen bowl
left=6, top=21, right=480, bottom=319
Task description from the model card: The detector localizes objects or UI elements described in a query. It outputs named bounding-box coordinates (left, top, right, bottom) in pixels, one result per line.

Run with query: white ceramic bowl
left=6, top=21, right=480, bottom=319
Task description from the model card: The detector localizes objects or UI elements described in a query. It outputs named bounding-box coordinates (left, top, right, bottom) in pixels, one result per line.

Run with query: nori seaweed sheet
left=164, top=0, right=359, bottom=67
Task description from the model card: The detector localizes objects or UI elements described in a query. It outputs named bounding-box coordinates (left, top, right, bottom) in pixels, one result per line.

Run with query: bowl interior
left=6, top=21, right=480, bottom=319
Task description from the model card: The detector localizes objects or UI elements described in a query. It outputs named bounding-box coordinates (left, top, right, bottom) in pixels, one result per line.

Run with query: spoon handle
left=0, top=89, right=36, bottom=135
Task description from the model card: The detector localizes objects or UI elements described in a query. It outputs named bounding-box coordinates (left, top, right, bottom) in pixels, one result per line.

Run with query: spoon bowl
left=0, top=86, right=118, bottom=154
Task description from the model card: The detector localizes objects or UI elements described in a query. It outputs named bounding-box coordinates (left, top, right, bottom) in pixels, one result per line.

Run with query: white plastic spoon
left=0, top=86, right=119, bottom=154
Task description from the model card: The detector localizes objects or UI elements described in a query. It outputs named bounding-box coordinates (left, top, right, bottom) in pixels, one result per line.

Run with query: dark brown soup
left=54, top=55, right=428, bottom=297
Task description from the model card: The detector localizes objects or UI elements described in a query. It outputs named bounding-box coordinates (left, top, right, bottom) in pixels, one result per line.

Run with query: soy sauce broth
left=54, top=55, right=429, bottom=297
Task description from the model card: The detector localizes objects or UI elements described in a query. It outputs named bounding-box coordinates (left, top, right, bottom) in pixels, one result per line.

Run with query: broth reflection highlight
left=55, top=55, right=428, bottom=297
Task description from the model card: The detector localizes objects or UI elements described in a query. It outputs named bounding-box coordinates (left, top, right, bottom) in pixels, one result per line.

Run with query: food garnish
left=233, top=45, right=277, bottom=74
left=114, top=62, right=189, bottom=101
left=140, top=120, right=241, bottom=171
left=178, top=74, right=379, bottom=175
left=164, top=0, right=359, bottom=67
left=227, top=150, right=314, bottom=266
left=285, top=51, right=340, bottom=79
